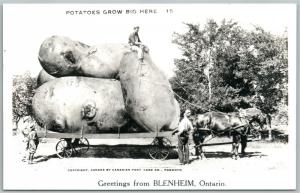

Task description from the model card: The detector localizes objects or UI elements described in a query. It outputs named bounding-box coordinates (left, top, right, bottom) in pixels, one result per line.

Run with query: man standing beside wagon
left=173, top=109, right=194, bottom=165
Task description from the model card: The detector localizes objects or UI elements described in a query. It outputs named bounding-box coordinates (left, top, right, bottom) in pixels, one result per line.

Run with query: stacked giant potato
left=32, top=36, right=180, bottom=134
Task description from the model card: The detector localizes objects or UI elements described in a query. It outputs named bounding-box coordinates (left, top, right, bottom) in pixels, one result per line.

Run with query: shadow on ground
left=188, top=151, right=267, bottom=163
left=34, top=154, right=58, bottom=163
left=200, top=151, right=267, bottom=159
left=84, top=144, right=178, bottom=159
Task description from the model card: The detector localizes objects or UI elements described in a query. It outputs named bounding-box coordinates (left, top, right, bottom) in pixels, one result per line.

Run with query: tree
left=12, top=72, right=37, bottom=129
left=171, top=19, right=288, bottom=117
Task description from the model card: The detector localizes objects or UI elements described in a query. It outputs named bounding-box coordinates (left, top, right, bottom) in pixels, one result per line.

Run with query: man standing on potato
left=128, top=26, right=147, bottom=63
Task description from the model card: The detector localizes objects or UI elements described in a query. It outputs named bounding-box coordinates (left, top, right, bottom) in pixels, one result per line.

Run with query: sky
left=3, top=4, right=296, bottom=78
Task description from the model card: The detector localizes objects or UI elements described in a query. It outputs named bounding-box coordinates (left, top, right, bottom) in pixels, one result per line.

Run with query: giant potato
left=36, top=69, right=56, bottom=87
left=119, top=52, right=180, bottom=132
left=38, top=36, right=130, bottom=78
left=37, top=35, right=180, bottom=133
left=32, top=77, right=135, bottom=134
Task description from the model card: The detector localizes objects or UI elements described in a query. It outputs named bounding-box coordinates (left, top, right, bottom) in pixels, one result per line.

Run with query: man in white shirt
left=172, top=109, right=193, bottom=165
left=128, top=26, right=144, bottom=62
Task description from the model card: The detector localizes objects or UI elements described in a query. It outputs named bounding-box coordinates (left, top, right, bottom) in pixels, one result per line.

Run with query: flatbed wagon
left=37, top=130, right=174, bottom=160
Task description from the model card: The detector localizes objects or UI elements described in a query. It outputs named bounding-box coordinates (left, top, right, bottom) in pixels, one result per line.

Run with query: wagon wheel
left=56, top=139, right=73, bottom=159
left=148, top=137, right=172, bottom=160
left=73, top=138, right=90, bottom=155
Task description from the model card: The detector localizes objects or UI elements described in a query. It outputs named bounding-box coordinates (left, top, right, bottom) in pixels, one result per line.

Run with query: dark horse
left=239, top=107, right=271, bottom=132
left=193, top=111, right=254, bottom=160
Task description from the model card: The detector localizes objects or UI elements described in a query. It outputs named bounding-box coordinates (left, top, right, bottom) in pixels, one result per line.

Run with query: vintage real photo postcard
left=3, top=3, right=296, bottom=190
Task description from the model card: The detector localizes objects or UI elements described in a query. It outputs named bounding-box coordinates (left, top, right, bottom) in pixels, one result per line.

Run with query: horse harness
left=197, top=113, right=251, bottom=144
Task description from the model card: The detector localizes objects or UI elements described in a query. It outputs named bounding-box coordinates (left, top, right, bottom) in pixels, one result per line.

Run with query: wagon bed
left=37, top=131, right=173, bottom=139
left=37, top=131, right=174, bottom=160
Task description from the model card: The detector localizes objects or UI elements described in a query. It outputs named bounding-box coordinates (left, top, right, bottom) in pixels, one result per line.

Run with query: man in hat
left=172, top=109, right=193, bottom=165
left=128, top=26, right=147, bottom=63
left=26, top=122, right=39, bottom=164
left=20, top=116, right=33, bottom=162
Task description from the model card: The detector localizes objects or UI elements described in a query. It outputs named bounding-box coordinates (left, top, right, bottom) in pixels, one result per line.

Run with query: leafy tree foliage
left=171, top=19, right=288, bottom=116
left=12, top=72, right=37, bottom=127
